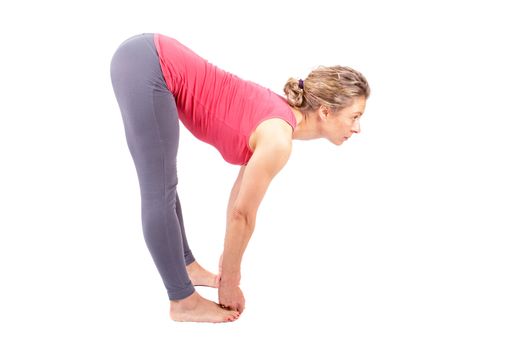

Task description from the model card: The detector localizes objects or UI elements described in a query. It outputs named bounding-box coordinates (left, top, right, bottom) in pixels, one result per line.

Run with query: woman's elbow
left=231, top=208, right=256, bottom=230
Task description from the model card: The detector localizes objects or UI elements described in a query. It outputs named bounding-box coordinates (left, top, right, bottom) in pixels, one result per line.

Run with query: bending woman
left=110, top=33, right=370, bottom=323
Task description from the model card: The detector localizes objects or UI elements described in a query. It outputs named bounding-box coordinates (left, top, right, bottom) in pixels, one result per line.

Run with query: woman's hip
left=110, top=33, right=169, bottom=94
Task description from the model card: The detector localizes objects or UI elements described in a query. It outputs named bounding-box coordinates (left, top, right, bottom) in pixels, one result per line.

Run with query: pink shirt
left=154, top=33, right=297, bottom=165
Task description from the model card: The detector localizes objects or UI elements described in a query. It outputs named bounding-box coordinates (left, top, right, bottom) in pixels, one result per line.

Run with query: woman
left=110, top=33, right=370, bottom=323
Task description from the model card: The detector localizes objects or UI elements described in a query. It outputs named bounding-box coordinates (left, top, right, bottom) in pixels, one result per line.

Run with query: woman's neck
left=290, top=107, right=322, bottom=140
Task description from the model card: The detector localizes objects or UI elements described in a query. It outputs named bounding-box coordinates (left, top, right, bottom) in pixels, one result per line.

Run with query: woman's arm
left=226, top=166, right=245, bottom=222
left=219, top=122, right=292, bottom=311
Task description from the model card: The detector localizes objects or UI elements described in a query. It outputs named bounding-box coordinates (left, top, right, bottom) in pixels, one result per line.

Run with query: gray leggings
left=110, top=33, right=195, bottom=300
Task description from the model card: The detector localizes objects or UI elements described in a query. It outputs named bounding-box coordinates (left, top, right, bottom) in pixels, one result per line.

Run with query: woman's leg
left=110, top=33, right=240, bottom=322
left=176, top=192, right=196, bottom=266
left=110, top=33, right=194, bottom=301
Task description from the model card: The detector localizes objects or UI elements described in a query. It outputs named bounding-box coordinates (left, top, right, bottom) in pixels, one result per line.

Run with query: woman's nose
left=352, top=120, right=361, bottom=133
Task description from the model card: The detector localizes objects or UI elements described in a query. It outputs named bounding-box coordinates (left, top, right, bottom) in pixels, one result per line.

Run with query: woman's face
left=321, top=95, right=367, bottom=145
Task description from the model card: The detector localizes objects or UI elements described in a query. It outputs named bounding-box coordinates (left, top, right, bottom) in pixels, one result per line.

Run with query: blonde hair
left=284, top=65, right=370, bottom=112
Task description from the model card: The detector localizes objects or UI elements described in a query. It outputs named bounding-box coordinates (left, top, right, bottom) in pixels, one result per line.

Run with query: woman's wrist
left=219, top=272, right=241, bottom=287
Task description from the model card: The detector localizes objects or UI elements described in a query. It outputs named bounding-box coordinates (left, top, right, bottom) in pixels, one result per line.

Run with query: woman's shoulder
left=249, top=117, right=293, bottom=153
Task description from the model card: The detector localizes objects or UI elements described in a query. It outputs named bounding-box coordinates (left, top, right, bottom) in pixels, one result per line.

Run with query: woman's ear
left=319, top=105, right=330, bottom=121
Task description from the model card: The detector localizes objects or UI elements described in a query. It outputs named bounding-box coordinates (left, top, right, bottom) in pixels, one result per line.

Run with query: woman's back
left=154, top=33, right=297, bottom=165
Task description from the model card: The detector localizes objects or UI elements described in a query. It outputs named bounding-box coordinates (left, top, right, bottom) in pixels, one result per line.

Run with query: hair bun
left=283, top=78, right=305, bottom=108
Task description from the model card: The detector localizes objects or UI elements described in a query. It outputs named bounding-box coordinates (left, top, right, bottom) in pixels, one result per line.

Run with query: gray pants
left=110, top=33, right=195, bottom=300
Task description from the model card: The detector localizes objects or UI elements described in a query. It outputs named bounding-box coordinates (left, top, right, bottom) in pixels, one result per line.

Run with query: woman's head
left=284, top=66, right=370, bottom=145
left=284, top=65, right=370, bottom=113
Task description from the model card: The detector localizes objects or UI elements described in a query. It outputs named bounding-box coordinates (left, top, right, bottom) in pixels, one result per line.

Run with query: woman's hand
left=219, top=281, right=245, bottom=314
left=218, top=254, right=245, bottom=312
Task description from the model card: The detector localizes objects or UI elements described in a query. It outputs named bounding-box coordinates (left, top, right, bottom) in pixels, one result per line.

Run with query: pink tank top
left=154, top=33, right=297, bottom=165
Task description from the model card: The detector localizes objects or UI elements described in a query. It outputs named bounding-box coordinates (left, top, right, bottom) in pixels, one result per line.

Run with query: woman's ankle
left=170, top=291, right=199, bottom=311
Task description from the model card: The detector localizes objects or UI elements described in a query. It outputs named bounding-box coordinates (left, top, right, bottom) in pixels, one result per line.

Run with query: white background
left=0, top=0, right=524, bottom=349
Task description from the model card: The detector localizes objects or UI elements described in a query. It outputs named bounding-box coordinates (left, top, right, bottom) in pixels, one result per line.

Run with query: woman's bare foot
left=170, top=291, right=240, bottom=323
left=186, top=261, right=220, bottom=288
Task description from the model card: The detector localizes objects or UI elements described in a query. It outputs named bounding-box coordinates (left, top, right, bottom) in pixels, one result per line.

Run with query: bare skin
left=186, top=261, right=220, bottom=288
left=169, top=291, right=239, bottom=323
left=169, top=260, right=239, bottom=323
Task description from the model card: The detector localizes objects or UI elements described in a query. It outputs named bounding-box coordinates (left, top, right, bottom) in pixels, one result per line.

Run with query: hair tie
left=298, top=79, right=304, bottom=90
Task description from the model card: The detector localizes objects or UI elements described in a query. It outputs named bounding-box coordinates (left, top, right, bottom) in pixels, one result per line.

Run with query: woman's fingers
left=220, top=303, right=236, bottom=311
